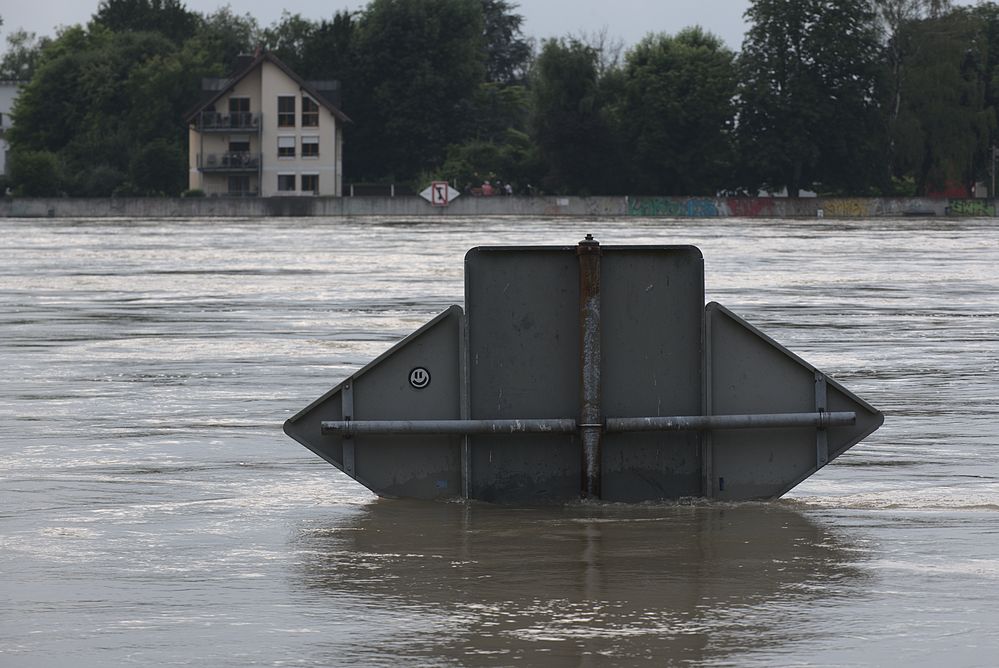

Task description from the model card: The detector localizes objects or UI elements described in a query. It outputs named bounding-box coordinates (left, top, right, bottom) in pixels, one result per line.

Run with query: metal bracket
left=815, top=372, right=829, bottom=467
left=341, top=380, right=355, bottom=475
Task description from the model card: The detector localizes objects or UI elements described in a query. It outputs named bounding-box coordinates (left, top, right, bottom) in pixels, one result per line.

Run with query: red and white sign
left=420, top=181, right=461, bottom=207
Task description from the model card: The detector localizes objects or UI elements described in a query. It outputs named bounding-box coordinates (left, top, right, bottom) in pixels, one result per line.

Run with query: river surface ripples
left=1, top=216, right=997, bottom=666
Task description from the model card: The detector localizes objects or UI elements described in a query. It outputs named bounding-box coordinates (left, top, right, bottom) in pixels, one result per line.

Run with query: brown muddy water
left=1, top=216, right=997, bottom=666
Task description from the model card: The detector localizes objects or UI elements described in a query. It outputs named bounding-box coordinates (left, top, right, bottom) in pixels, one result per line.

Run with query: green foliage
left=128, top=137, right=186, bottom=194
left=481, top=0, right=532, bottom=84
left=5, top=6, right=230, bottom=197
left=0, top=29, right=49, bottom=80
left=184, top=7, right=260, bottom=72
left=6, top=0, right=999, bottom=198
left=7, top=27, right=189, bottom=195
left=618, top=28, right=737, bottom=195
left=92, top=0, right=199, bottom=44
left=264, top=10, right=354, bottom=82
left=439, top=128, right=541, bottom=190
left=891, top=8, right=996, bottom=194
left=530, top=38, right=622, bottom=194
left=80, top=165, right=128, bottom=197
left=347, top=0, right=486, bottom=181
left=738, top=0, right=886, bottom=196
left=8, top=149, right=62, bottom=196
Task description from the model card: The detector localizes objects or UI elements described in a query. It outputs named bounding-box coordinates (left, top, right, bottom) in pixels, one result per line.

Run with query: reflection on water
left=295, top=501, right=864, bottom=665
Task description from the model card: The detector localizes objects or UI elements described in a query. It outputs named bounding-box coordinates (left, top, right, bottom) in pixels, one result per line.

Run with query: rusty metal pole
left=577, top=234, right=602, bottom=499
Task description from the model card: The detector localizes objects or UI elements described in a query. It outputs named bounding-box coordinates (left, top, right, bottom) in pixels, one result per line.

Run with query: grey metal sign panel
left=465, top=247, right=581, bottom=502
left=464, top=245, right=706, bottom=503
left=284, top=305, right=464, bottom=499
left=286, top=241, right=884, bottom=505
left=705, top=302, right=884, bottom=500
left=599, top=248, right=704, bottom=501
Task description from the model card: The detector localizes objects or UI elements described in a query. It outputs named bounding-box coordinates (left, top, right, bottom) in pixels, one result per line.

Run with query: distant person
left=481, top=181, right=494, bottom=197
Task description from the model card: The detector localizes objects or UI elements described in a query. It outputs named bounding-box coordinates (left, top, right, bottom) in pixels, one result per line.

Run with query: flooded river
left=1, top=216, right=997, bottom=666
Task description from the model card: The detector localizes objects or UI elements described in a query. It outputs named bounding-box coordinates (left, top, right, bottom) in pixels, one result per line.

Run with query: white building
left=0, top=81, right=23, bottom=176
left=186, top=51, right=350, bottom=197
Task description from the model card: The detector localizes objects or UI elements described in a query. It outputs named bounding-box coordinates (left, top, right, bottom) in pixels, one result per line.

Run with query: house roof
left=184, top=50, right=351, bottom=124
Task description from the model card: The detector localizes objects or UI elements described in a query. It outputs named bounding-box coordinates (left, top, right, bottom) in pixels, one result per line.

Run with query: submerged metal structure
left=284, top=238, right=883, bottom=503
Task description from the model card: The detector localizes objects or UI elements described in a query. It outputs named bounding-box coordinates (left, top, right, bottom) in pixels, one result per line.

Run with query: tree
left=530, top=38, right=621, bottom=194
left=298, top=11, right=355, bottom=82
left=481, top=0, right=531, bottom=84
left=184, top=7, right=260, bottom=72
left=0, top=29, right=50, bottom=80
left=262, top=12, right=318, bottom=74
left=6, top=22, right=215, bottom=196
left=347, top=0, right=486, bottom=182
left=92, top=0, right=199, bottom=44
left=738, top=0, right=886, bottom=195
left=891, top=9, right=994, bottom=194
left=618, top=28, right=737, bottom=194
left=128, top=137, right=186, bottom=194
left=875, top=0, right=962, bottom=186
left=7, top=149, right=62, bottom=196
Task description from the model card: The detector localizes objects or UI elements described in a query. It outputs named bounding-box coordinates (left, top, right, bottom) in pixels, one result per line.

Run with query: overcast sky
left=1, top=0, right=983, bottom=54
left=5, top=1, right=754, bottom=51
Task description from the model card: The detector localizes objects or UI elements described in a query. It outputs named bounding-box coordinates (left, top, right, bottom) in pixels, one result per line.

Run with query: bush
left=76, top=164, right=127, bottom=197
left=128, top=139, right=186, bottom=196
left=8, top=149, right=62, bottom=196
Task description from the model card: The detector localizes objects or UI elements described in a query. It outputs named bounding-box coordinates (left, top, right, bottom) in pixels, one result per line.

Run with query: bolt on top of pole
left=578, top=233, right=600, bottom=253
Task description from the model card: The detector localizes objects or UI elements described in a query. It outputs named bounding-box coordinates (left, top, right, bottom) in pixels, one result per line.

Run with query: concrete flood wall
left=1, top=195, right=994, bottom=218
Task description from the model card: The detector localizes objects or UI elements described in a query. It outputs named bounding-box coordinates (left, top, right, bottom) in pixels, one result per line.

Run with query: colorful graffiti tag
left=822, top=199, right=876, bottom=218
left=628, top=198, right=719, bottom=217
left=725, top=198, right=775, bottom=218
left=949, top=199, right=996, bottom=216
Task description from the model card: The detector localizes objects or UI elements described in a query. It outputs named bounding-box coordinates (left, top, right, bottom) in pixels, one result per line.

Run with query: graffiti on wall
left=724, top=198, right=775, bottom=218
left=949, top=199, right=996, bottom=216
left=628, top=198, right=719, bottom=217
left=822, top=199, right=875, bottom=218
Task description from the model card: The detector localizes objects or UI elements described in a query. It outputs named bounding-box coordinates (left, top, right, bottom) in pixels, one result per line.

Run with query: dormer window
left=302, top=97, right=319, bottom=127
left=278, top=96, right=296, bottom=127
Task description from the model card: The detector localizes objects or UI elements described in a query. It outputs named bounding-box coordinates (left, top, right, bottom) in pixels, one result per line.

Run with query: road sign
left=420, top=181, right=460, bottom=206
left=284, top=238, right=883, bottom=503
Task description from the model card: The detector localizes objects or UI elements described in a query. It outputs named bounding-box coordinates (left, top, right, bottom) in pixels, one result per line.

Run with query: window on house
left=229, top=137, right=250, bottom=153
left=228, top=175, right=250, bottom=195
left=301, top=136, right=319, bottom=159
left=278, top=174, right=296, bottom=192
left=278, top=96, right=296, bottom=127
left=229, top=97, right=250, bottom=128
left=302, top=97, right=319, bottom=127
left=278, top=136, right=295, bottom=159
left=301, top=174, right=319, bottom=194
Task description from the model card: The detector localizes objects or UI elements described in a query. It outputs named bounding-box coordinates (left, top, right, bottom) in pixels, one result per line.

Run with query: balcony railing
left=198, top=152, right=261, bottom=172
left=194, top=111, right=261, bottom=131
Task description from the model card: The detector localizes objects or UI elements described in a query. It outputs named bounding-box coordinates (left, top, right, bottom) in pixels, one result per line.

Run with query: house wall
left=259, top=61, right=340, bottom=197
left=189, top=67, right=265, bottom=195
left=188, top=59, right=342, bottom=197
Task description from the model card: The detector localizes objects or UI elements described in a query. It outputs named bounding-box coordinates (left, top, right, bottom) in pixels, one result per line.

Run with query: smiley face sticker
left=409, top=367, right=431, bottom=389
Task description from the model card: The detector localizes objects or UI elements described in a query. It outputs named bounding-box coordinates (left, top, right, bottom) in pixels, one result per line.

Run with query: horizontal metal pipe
left=605, top=411, right=856, bottom=432
left=320, top=411, right=855, bottom=437
left=322, top=418, right=577, bottom=436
